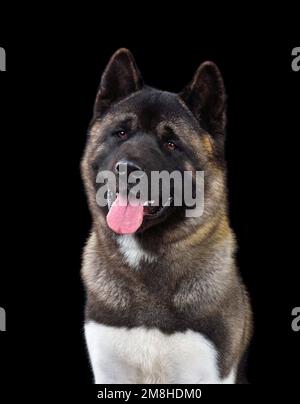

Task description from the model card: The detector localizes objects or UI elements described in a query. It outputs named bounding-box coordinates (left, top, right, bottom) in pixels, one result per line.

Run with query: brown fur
left=81, top=48, right=252, bottom=383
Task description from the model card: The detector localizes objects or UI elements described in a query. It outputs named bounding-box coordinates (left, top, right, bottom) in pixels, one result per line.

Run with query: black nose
left=115, top=160, right=143, bottom=175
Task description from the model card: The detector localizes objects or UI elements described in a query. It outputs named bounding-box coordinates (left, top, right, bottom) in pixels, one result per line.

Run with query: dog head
left=81, top=49, right=227, bottom=240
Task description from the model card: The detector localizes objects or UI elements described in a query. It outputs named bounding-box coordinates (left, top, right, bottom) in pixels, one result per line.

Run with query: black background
left=0, top=14, right=299, bottom=398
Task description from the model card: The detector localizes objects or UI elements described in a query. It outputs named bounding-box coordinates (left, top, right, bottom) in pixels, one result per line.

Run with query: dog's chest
left=85, top=321, right=235, bottom=384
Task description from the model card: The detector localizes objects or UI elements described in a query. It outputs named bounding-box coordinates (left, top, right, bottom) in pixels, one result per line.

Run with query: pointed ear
left=94, top=48, right=143, bottom=117
left=179, top=61, right=226, bottom=139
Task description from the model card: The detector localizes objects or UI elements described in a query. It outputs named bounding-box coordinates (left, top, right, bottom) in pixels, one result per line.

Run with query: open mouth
left=106, top=192, right=173, bottom=234
left=143, top=198, right=173, bottom=217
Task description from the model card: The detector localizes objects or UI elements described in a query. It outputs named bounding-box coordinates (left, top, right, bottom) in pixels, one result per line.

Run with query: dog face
left=82, top=49, right=227, bottom=238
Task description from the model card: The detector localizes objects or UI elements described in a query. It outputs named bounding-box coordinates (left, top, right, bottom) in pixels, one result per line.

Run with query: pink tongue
left=106, top=194, right=144, bottom=234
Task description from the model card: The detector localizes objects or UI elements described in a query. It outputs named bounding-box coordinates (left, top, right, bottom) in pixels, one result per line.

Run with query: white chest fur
left=116, top=235, right=156, bottom=269
left=85, top=321, right=236, bottom=384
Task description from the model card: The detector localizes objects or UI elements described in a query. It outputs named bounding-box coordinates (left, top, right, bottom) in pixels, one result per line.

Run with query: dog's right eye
left=114, top=130, right=128, bottom=140
left=164, top=140, right=177, bottom=151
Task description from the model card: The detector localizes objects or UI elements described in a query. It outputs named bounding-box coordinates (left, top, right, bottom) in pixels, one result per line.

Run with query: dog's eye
left=114, top=130, right=128, bottom=140
left=164, top=140, right=177, bottom=151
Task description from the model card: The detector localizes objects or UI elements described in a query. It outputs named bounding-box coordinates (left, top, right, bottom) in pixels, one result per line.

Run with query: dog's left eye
left=114, top=130, right=128, bottom=140
left=164, top=140, right=177, bottom=151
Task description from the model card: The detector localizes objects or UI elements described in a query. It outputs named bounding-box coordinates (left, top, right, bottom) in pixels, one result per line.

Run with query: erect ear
left=94, top=48, right=143, bottom=117
left=179, top=61, right=226, bottom=140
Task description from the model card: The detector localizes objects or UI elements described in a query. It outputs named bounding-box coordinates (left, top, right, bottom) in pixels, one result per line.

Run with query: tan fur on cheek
left=202, top=134, right=213, bottom=155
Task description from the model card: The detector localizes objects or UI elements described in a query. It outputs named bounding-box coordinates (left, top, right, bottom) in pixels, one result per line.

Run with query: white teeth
left=143, top=200, right=156, bottom=206
left=143, top=197, right=173, bottom=208
left=162, top=197, right=173, bottom=207
left=143, top=197, right=173, bottom=207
